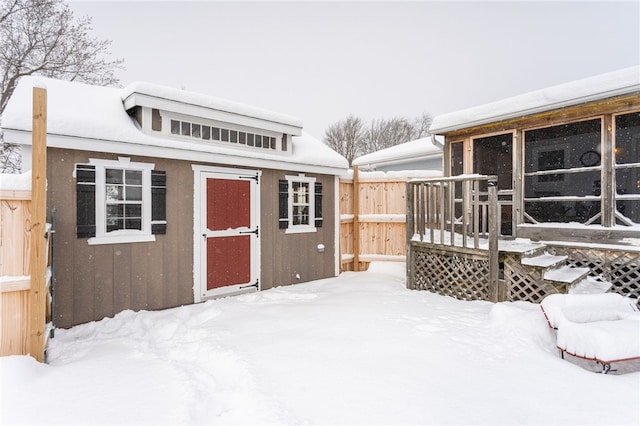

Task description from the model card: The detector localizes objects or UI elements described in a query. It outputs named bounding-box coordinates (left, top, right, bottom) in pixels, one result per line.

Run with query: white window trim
left=88, top=157, right=156, bottom=245
left=285, top=174, right=317, bottom=234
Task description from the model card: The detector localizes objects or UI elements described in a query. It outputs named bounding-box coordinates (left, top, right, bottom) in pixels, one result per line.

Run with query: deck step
left=521, top=252, right=568, bottom=268
left=569, top=276, right=613, bottom=294
left=544, top=266, right=591, bottom=285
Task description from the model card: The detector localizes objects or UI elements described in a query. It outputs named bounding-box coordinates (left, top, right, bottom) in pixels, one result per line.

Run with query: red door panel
left=207, top=235, right=251, bottom=290
left=207, top=178, right=250, bottom=231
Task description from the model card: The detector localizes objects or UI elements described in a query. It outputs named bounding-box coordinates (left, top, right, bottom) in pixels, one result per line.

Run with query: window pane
left=293, top=205, right=309, bottom=225
left=230, top=130, right=238, bottom=143
left=239, top=132, right=246, bottom=144
left=106, top=185, right=123, bottom=202
left=212, top=127, right=220, bottom=141
left=247, top=133, right=254, bottom=146
left=524, top=119, right=602, bottom=224
left=181, top=121, right=191, bottom=136
left=170, top=120, right=180, bottom=135
left=106, top=169, right=124, bottom=184
left=270, top=137, right=276, bottom=149
left=451, top=142, right=464, bottom=176
left=525, top=119, right=601, bottom=174
left=615, top=112, right=640, bottom=165
left=124, top=204, right=142, bottom=218
left=263, top=136, right=271, bottom=149
left=125, top=219, right=142, bottom=230
left=106, top=205, right=123, bottom=232
left=615, top=113, right=640, bottom=224
left=192, top=124, right=201, bottom=138
left=126, top=186, right=142, bottom=201
left=293, top=182, right=307, bottom=203
left=125, top=170, right=142, bottom=185
left=255, top=135, right=262, bottom=148
left=202, top=126, right=211, bottom=140
left=221, top=128, right=229, bottom=142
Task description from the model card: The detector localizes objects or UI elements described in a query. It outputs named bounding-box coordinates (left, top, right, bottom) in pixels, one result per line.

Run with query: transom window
left=169, top=118, right=278, bottom=150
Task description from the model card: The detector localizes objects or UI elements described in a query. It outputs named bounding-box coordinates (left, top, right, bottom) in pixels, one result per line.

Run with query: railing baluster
left=473, top=180, right=479, bottom=249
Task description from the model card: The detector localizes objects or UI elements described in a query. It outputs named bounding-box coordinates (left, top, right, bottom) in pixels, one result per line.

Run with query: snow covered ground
left=2, top=262, right=638, bottom=425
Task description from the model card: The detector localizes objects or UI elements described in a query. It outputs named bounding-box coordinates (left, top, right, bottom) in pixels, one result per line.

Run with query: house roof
left=122, top=82, right=303, bottom=135
left=352, top=137, right=442, bottom=168
left=430, top=65, right=640, bottom=135
left=2, top=76, right=348, bottom=174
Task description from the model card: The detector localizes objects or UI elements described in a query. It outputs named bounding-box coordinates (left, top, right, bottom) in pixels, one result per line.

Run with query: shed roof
left=1, top=77, right=347, bottom=174
left=352, top=137, right=441, bottom=167
left=430, top=66, right=640, bottom=135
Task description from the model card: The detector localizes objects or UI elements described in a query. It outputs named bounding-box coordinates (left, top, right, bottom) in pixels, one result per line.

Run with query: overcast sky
left=68, top=1, right=639, bottom=139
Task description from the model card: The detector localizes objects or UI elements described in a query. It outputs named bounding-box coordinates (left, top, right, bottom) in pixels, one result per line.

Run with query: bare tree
left=0, top=0, right=124, bottom=172
left=324, top=111, right=433, bottom=163
left=323, top=115, right=366, bottom=166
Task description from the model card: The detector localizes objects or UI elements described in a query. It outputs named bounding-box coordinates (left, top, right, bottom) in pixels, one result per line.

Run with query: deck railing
left=406, top=175, right=501, bottom=301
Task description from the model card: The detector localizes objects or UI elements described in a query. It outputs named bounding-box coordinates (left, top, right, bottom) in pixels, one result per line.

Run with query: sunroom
left=407, top=66, right=640, bottom=304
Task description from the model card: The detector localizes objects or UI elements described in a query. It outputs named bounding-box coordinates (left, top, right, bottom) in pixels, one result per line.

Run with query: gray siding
left=48, top=148, right=194, bottom=328
left=260, top=169, right=337, bottom=289
left=48, top=148, right=339, bottom=328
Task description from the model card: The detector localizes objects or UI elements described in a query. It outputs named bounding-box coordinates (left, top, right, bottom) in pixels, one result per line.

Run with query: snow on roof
left=2, top=76, right=347, bottom=173
left=430, top=65, right=640, bottom=134
left=122, top=82, right=303, bottom=129
left=352, top=137, right=442, bottom=167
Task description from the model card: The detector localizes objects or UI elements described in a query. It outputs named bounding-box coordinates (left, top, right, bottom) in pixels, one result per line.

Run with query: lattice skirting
left=546, top=246, right=640, bottom=302
left=410, top=246, right=490, bottom=301
left=503, top=254, right=562, bottom=303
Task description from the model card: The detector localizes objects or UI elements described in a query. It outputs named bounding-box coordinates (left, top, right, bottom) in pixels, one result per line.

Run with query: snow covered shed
left=2, top=77, right=348, bottom=328
left=352, top=137, right=442, bottom=172
left=407, top=66, right=640, bottom=304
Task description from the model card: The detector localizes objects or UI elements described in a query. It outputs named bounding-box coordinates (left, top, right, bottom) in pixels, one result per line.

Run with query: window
left=524, top=119, right=602, bottom=224
left=76, top=158, right=166, bottom=245
left=152, top=109, right=162, bottom=131
left=105, top=168, right=143, bottom=232
left=615, top=111, right=640, bottom=225
left=168, top=118, right=282, bottom=151
left=279, top=175, right=323, bottom=233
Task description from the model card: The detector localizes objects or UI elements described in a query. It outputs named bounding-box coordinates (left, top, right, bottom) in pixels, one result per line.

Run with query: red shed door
left=199, top=171, right=259, bottom=299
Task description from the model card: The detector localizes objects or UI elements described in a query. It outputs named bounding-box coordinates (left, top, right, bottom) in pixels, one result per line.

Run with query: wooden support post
left=29, top=87, right=47, bottom=362
left=405, top=181, right=414, bottom=289
left=487, top=179, right=500, bottom=303
left=352, top=165, right=360, bottom=271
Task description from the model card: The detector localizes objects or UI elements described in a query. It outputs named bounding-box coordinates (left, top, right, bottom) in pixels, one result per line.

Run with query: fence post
left=352, top=165, right=360, bottom=271
left=29, top=87, right=47, bottom=362
left=487, top=179, right=500, bottom=302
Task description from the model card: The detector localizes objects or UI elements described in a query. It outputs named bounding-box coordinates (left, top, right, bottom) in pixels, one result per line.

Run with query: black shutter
left=314, top=182, right=323, bottom=228
left=151, top=170, right=167, bottom=234
left=279, top=179, right=289, bottom=229
left=76, top=164, right=96, bottom=238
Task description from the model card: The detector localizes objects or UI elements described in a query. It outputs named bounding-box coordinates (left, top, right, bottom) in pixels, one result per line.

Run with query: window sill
left=285, top=226, right=317, bottom=234
left=88, top=234, right=156, bottom=245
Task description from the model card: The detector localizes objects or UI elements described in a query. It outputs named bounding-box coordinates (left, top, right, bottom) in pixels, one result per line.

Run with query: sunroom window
left=524, top=119, right=602, bottom=224
left=615, top=111, right=640, bottom=225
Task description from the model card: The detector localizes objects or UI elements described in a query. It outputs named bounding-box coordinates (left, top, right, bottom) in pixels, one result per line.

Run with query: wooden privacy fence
left=0, top=185, right=50, bottom=359
left=339, top=166, right=441, bottom=271
left=0, top=86, right=49, bottom=361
